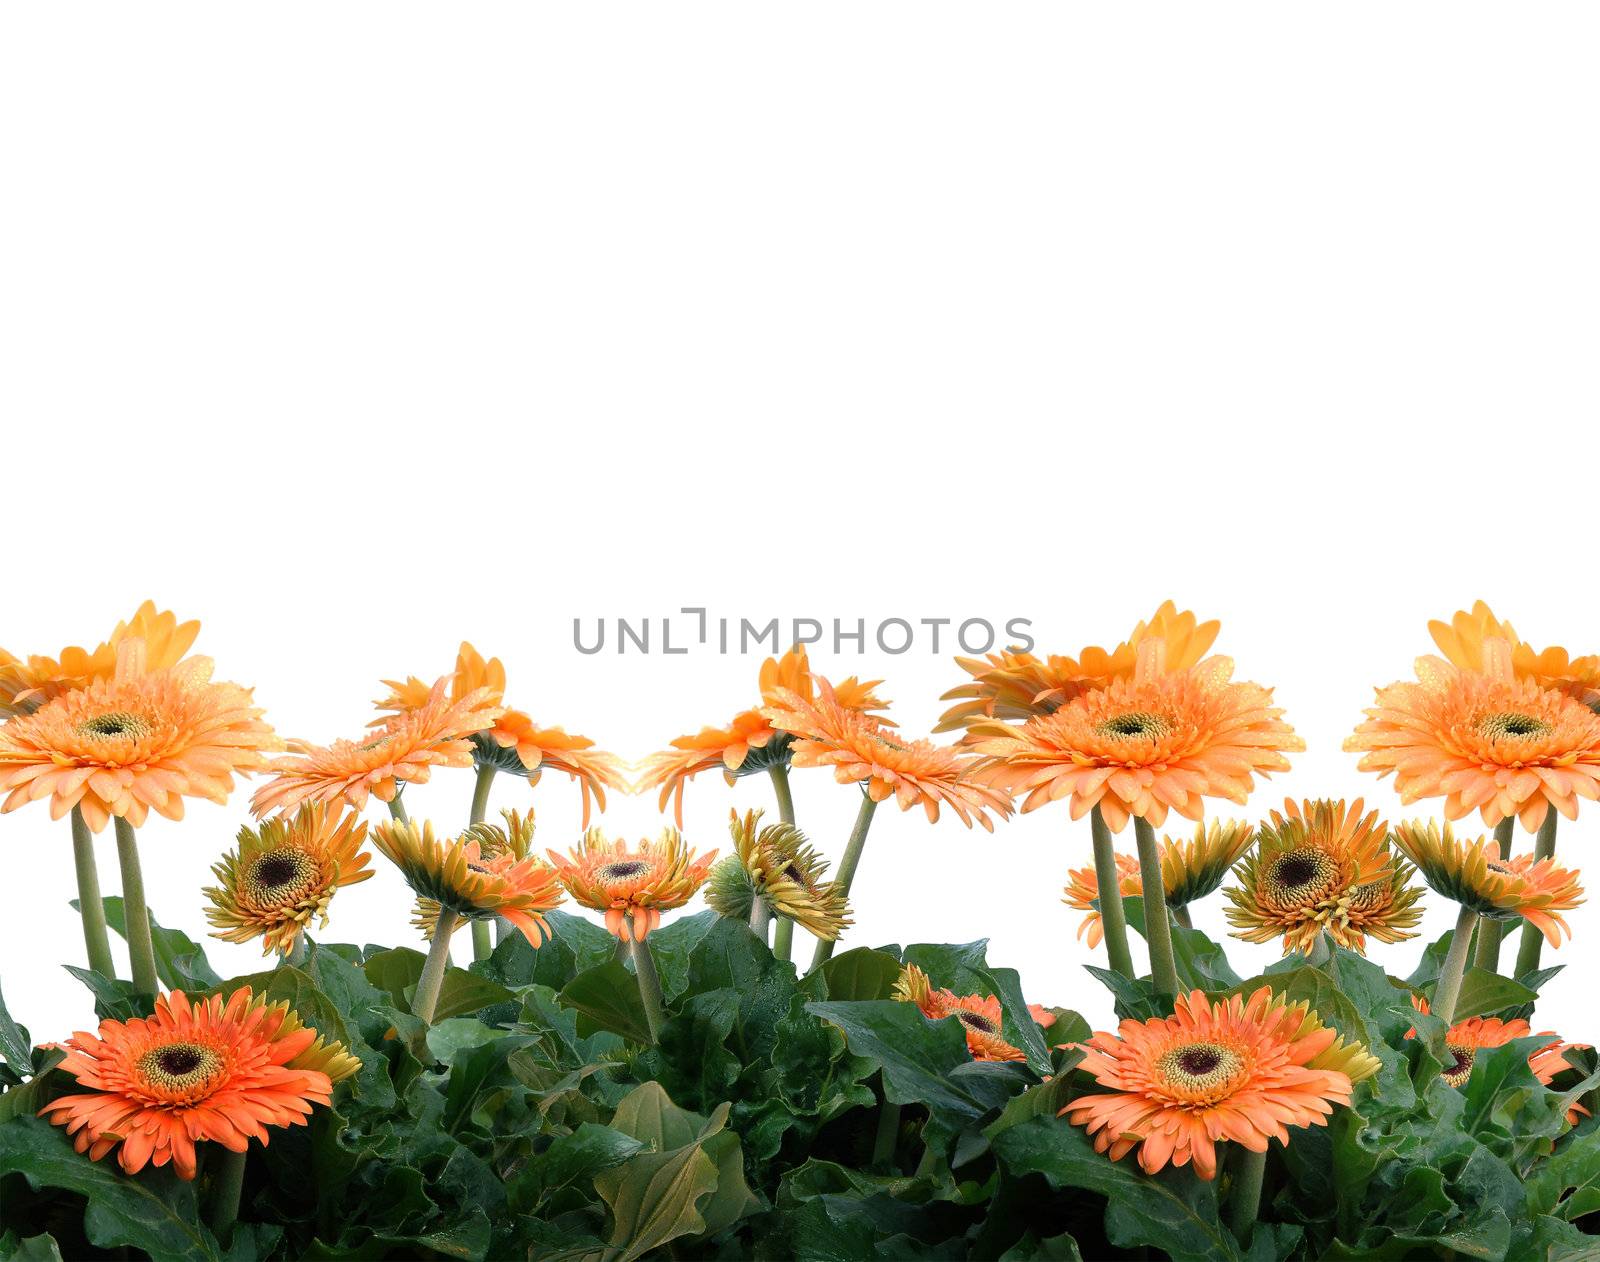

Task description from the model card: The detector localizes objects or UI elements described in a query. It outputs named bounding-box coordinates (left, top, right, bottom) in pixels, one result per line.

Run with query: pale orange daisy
left=1064, top=987, right=1379, bottom=1179
left=638, top=645, right=892, bottom=825
left=974, top=641, right=1302, bottom=832
left=0, top=642, right=276, bottom=833
left=547, top=826, right=717, bottom=940
left=762, top=679, right=1012, bottom=830
left=1347, top=639, right=1600, bottom=832
left=373, top=642, right=625, bottom=826
left=250, top=678, right=501, bottom=816
left=892, top=963, right=1054, bottom=1062
left=936, top=602, right=1220, bottom=739
left=1430, top=602, right=1600, bottom=710
left=0, top=601, right=200, bottom=718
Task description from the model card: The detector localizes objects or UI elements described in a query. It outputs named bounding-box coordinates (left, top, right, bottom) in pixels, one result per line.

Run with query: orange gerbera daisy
left=892, top=963, right=1054, bottom=1062
left=936, top=602, right=1220, bottom=738
left=762, top=679, right=1012, bottom=830
left=974, top=642, right=1302, bottom=832
left=638, top=645, right=892, bottom=825
left=38, top=987, right=352, bottom=1180
left=1346, top=639, right=1600, bottom=832
left=0, top=642, right=276, bottom=833
left=250, top=678, right=501, bottom=817
left=1430, top=602, right=1600, bottom=711
left=1408, top=996, right=1591, bottom=1122
left=1064, top=852, right=1143, bottom=947
left=374, top=642, right=625, bottom=826
left=204, top=804, right=373, bottom=956
left=547, top=827, right=717, bottom=940
left=1064, top=987, right=1379, bottom=1180
left=0, top=601, right=200, bottom=718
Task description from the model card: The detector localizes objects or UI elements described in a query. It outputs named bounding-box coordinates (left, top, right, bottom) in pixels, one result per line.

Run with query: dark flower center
left=254, top=854, right=302, bottom=889
left=1264, top=847, right=1339, bottom=906
left=599, top=860, right=649, bottom=880
left=1479, top=711, right=1551, bottom=741
left=1275, top=854, right=1321, bottom=888
left=957, top=1011, right=998, bottom=1034
left=245, top=848, right=316, bottom=904
left=1097, top=711, right=1168, bottom=741
left=159, top=1046, right=203, bottom=1075
left=77, top=711, right=147, bottom=739
left=1442, top=1044, right=1476, bottom=1086
left=137, top=1041, right=222, bottom=1090
left=1176, top=1047, right=1222, bottom=1076
left=1159, top=1041, right=1241, bottom=1091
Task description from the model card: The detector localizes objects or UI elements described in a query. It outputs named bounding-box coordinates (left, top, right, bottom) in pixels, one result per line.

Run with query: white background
left=2, top=5, right=1597, bottom=1048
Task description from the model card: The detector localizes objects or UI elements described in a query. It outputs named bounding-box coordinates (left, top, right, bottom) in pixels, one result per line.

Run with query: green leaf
left=806, top=1000, right=991, bottom=1120
left=1451, top=967, right=1538, bottom=1022
left=902, top=940, right=1052, bottom=1073
left=819, top=947, right=903, bottom=1001
left=0, top=1115, right=220, bottom=1262
left=0, top=980, right=32, bottom=1074
left=75, top=896, right=222, bottom=991
left=0, top=1049, right=65, bottom=1124
left=0, top=1235, right=67, bottom=1262
left=644, top=910, right=719, bottom=1001
left=472, top=909, right=617, bottom=992
left=988, top=1113, right=1239, bottom=1262
left=518, top=1123, right=646, bottom=1209
left=425, top=1017, right=506, bottom=1065
left=1124, top=896, right=1242, bottom=990
left=358, top=948, right=512, bottom=1025
left=560, top=959, right=653, bottom=1045
left=63, top=965, right=147, bottom=1022
left=1528, top=1133, right=1600, bottom=1221
left=1083, top=965, right=1166, bottom=1021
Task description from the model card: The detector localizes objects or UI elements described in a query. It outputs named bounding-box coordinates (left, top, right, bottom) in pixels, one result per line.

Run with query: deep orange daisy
left=762, top=679, right=1012, bottom=830
left=1346, top=640, right=1600, bottom=832
left=1407, top=996, right=1590, bottom=1123
left=546, top=826, right=717, bottom=940
left=0, top=642, right=277, bottom=833
left=1430, top=602, right=1600, bottom=711
left=0, top=601, right=200, bottom=718
left=936, top=602, right=1220, bottom=739
left=250, top=678, right=501, bottom=816
left=892, top=963, right=1054, bottom=1062
left=974, top=642, right=1302, bottom=832
left=637, top=645, right=892, bottom=825
left=1064, top=987, right=1378, bottom=1180
left=38, top=988, right=352, bottom=1180
left=373, top=642, right=626, bottom=826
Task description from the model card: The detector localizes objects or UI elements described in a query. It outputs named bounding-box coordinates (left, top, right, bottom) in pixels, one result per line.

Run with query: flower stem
left=209, top=1147, right=248, bottom=1240
left=1434, top=905, right=1479, bottom=1025
left=469, top=763, right=496, bottom=825
left=1513, top=809, right=1560, bottom=979
left=1133, top=816, right=1179, bottom=998
left=1090, top=806, right=1136, bottom=979
left=70, top=807, right=116, bottom=978
left=1171, top=904, right=1193, bottom=930
left=1227, top=1145, right=1267, bottom=1241
left=386, top=794, right=409, bottom=823
left=768, top=765, right=796, bottom=962
left=872, top=1097, right=901, bottom=1169
left=113, top=817, right=158, bottom=997
left=628, top=925, right=666, bottom=1044
left=749, top=899, right=772, bottom=942
left=282, top=935, right=310, bottom=968
left=1472, top=818, right=1517, bottom=972
left=1306, top=931, right=1331, bottom=967
left=809, top=794, right=878, bottom=971
left=413, top=908, right=458, bottom=1024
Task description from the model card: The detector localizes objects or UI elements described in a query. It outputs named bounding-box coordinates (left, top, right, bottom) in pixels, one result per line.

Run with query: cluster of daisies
left=1, top=600, right=1595, bottom=1232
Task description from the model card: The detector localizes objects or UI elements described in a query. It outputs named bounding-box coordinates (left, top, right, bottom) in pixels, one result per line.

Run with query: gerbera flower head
left=371, top=816, right=564, bottom=946
left=1345, top=641, right=1600, bottom=831
left=1408, top=995, right=1591, bottom=1121
left=705, top=808, right=851, bottom=940
left=1063, top=986, right=1376, bottom=1179
left=38, top=987, right=350, bottom=1180
left=637, top=645, right=892, bottom=825
left=0, top=601, right=200, bottom=718
left=936, top=602, right=1220, bottom=738
left=1430, top=602, right=1600, bottom=712
left=250, top=678, right=501, bottom=817
left=762, top=679, right=1011, bottom=830
left=204, top=803, right=373, bottom=955
left=973, top=642, right=1302, bottom=832
left=1063, top=852, right=1143, bottom=948
left=373, top=643, right=625, bottom=826
left=0, top=641, right=277, bottom=832
left=892, top=963, right=1054, bottom=1063
left=1161, top=819, right=1257, bottom=908
left=1225, top=799, right=1423, bottom=955
left=1390, top=819, right=1583, bottom=946
left=546, top=826, right=717, bottom=940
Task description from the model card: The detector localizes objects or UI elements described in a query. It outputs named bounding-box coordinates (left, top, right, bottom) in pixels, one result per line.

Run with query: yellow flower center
left=1265, top=847, right=1339, bottom=904
left=1158, top=1041, right=1243, bottom=1094
left=246, top=848, right=317, bottom=905
left=1442, top=1043, right=1475, bottom=1087
left=599, top=860, right=650, bottom=881
left=1096, top=711, right=1170, bottom=741
left=1478, top=711, right=1552, bottom=741
left=1347, top=880, right=1386, bottom=912
left=957, top=1010, right=999, bottom=1034
left=137, top=1041, right=223, bottom=1091
left=76, top=711, right=150, bottom=740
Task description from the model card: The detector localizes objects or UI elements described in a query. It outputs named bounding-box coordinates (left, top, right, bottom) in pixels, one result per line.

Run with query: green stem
left=471, top=920, right=494, bottom=962
left=1228, top=1145, right=1267, bottom=1241
left=70, top=808, right=117, bottom=978
left=469, top=763, right=496, bottom=825
left=413, top=907, right=458, bottom=1023
left=768, top=765, right=797, bottom=962
left=1306, top=931, right=1331, bottom=967
left=1090, top=806, right=1136, bottom=979
left=209, top=1147, right=248, bottom=1240
left=1472, top=818, right=1517, bottom=972
left=386, top=794, right=409, bottom=823
left=282, top=935, right=310, bottom=968
left=1434, top=905, right=1479, bottom=1026
left=1133, top=816, right=1179, bottom=998
left=809, top=794, right=879, bottom=970
left=629, top=927, right=666, bottom=1044
left=872, top=1098, right=902, bottom=1169
left=749, top=900, right=772, bottom=942
left=113, top=818, right=158, bottom=997
left=1172, top=904, right=1193, bottom=930
left=1513, top=809, right=1560, bottom=979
